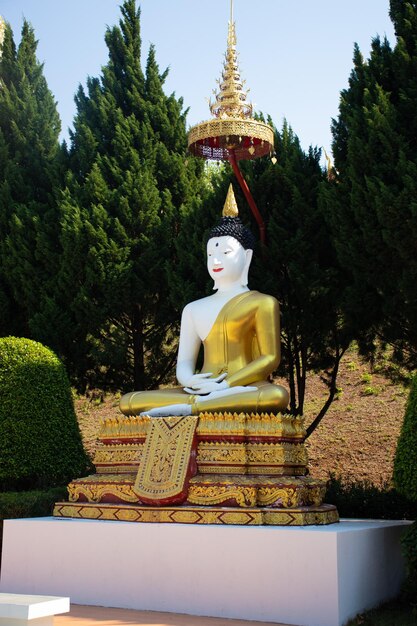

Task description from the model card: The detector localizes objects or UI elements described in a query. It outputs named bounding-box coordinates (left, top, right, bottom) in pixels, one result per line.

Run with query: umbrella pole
left=228, top=150, right=266, bottom=246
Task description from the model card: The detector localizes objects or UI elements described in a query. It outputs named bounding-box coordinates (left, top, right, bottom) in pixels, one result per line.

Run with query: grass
left=361, top=372, right=373, bottom=384
left=300, top=347, right=408, bottom=485
left=363, top=385, right=380, bottom=396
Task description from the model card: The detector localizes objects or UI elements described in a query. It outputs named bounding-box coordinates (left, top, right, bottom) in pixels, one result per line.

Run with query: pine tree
left=34, top=0, right=203, bottom=391
left=249, top=123, right=351, bottom=430
left=327, top=1, right=417, bottom=366
left=0, top=19, right=62, bottom=338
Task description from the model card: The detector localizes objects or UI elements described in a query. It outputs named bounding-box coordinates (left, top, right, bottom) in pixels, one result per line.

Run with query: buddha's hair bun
left=208, top=216, right=255, bottom=250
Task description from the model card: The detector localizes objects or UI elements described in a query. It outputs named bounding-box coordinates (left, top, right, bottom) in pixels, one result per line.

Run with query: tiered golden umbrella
left=188, top=1, right=274, bottom=244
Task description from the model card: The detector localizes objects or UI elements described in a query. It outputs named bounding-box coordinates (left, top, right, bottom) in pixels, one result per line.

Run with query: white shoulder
left=183, top=295, right=213, bottom=315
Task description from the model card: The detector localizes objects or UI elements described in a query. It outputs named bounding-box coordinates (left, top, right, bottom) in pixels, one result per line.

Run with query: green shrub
left=326, top=477, right=417, bottom=600
left=325, top=476, right=417, bottom=520
left=393, top=377, right=417, bottom=599
left=400, top=521, right=417, bottom=598
left=0, top=486, right=68, bottom=561
left=0, top=486, right=68, bottom=519
left=393, top=374, right=417, bottom=501
left=0, top=337, right=91, bottom=490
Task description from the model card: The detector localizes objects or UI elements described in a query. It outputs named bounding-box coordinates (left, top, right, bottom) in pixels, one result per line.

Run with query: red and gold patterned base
left=66, top=472, right=327, bottom=509
left=53, top=501, right=338, bottom=526
left=55, top=412, right=339, bottom=526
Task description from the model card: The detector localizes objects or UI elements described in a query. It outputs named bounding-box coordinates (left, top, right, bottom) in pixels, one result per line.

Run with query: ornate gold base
left=57, top=412, right=339, bottom=526
left=94, top=412, right=308, bottom=476
left=66, top=473, right=327, bottom=510
left=53, top=501, right=338, bottom=526
left=187, top=474, right=326, bottom=508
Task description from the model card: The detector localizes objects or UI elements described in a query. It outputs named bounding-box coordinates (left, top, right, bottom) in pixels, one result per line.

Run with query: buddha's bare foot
left=140, top=404, right=192, bottom=418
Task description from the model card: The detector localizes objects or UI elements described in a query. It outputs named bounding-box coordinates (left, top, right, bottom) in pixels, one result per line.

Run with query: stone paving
left=55, top=604, right=291, bottom=626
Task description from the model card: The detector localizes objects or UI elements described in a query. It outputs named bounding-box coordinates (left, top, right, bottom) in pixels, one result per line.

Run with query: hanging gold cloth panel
left=133, top=416, right=198, bottom=505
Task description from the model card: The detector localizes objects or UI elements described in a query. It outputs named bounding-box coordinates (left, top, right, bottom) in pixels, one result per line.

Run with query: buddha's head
left=207, top=185, right=254, bottom=290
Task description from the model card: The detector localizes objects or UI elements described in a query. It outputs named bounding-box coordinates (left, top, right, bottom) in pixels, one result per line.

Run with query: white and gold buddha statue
left=120, top=185, right=289, bottom=418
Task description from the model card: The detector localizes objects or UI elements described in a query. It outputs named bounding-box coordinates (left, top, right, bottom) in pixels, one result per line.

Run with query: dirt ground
left=301, top=351, right=408, bottom=485
left=75, top=348, right=408, bottom=487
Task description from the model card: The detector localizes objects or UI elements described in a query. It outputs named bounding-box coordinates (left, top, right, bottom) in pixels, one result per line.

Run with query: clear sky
left=1, top=0, right=395, bottom=155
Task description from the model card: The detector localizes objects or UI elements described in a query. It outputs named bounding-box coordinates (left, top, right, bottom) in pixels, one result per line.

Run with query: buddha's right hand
left=184, top=372, right=227, bottom=389
left=184, top=373, right=228, bottom=395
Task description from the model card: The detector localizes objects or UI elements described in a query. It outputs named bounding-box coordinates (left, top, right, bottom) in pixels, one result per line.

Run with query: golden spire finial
left=223, top=184, right=239, bottom=217
left=209, top=1, right=253, bottom=120
left=228, top=0, right=235, bottom=47
left=323, top=147, right=337, bottom=181
left=0, top=16, right=6, bottom=59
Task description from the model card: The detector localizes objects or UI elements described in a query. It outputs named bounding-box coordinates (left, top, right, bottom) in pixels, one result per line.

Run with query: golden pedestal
left=54, top=412, right=338, bottom=525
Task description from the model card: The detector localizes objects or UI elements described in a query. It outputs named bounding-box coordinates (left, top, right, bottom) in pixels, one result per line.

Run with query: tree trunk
left=297, top=345, right=307, bottom=415
left=305, top=344, right=347, bottom=438
left=285, top=342, right=297, bottom=414
left=132, top=303, right=145, bottom=390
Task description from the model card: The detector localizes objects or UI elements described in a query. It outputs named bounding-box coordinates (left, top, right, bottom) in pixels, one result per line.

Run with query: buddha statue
left=120, top=185, right=289, bottom=418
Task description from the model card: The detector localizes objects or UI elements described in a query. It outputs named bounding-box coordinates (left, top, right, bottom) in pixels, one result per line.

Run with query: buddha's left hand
left=183, top=378, right=229, bottom=395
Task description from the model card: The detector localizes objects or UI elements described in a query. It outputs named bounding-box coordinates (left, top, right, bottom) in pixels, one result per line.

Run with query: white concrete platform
left=0, top=593, right=69, bottom=626
left=0, top=517, right=410, bottom=626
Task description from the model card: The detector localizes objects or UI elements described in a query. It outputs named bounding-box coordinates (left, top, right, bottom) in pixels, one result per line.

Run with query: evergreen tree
left=327, top=1, right=417, bottom=367
left=0, top=19, right=62, bottom=337
left=33, top=0, right=203, bottom=391
left=250, top=123, right=351, bottom=431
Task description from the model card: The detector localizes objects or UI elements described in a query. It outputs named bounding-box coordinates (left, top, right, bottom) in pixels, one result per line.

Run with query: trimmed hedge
left=393, top=375, right=417, bottom=598
left=0, top=337, right=91, bottom=490
left=400, top=521, right=417, bottom=597
left=394, top=374, right=417, bottom=501
left=0, top=486, right=68, bottom=519
left=326, top=475, right=417, bottom=599
left=325, top=476, right=417, bottom=520
left=0, top=486, right=68, bottom=563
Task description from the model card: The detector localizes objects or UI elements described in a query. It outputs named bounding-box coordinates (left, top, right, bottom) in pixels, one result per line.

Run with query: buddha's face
left=207, top=236, right=252, bottom=289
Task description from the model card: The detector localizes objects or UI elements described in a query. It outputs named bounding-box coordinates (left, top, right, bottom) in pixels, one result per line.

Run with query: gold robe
left=120, top=291, right=288, bottom=415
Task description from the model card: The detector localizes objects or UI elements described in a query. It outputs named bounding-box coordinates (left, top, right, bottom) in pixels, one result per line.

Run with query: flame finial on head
left=209, top=182, right=255, bottom=250
left=223, top=184, right=239, bottom=217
